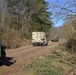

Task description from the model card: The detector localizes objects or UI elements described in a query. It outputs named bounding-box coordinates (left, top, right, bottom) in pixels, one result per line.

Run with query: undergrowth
left=23, top=53, right=63, bottom=75
left=23, top=43, right=76, bottom=75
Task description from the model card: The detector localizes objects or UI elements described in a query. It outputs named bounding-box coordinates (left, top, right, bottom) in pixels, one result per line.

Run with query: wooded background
left=0, top=0, right=76, bottom=53
left=0, top=0, right=52, bottom=48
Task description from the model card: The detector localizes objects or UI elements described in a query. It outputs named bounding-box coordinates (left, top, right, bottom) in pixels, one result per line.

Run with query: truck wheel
left=43, top=42, right=45, bottom=46
left=46, top=43, right=48, bottom=45
left=33, top=44, right=35, bottom=46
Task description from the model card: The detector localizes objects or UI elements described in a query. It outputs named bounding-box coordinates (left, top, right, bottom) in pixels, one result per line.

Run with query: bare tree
left=49, top=0, right=76, bottom=20
left=49, top=0, right=76, bottom=52
left=0, top=0, right=7, bottom=33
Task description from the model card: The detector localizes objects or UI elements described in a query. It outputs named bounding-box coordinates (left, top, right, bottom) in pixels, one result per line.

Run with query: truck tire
left=43, top=42, right=45, bottom=46
left=33, top=44, right=36, bottom=46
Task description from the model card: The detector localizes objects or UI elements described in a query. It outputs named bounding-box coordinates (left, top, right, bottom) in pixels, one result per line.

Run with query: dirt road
left=0, top=41, right=61, bottom=75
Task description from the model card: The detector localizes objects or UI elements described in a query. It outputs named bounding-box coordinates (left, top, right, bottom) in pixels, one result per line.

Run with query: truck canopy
left=32, top=32, right=45, bottom=40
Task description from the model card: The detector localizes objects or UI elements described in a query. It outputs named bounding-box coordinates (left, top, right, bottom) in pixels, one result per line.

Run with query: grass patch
left=23, top=53, right=63, bottom=75
left=23, top=47, right=76, bottom=75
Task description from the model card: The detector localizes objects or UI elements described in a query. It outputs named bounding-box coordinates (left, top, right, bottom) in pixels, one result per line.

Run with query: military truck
left=51, top=36, right=59, bottom=42
left=32, top=32, right=48, bottom=46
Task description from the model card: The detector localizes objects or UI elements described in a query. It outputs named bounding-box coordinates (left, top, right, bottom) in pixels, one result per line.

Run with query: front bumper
left=32, top=42, right=44, bottom=46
